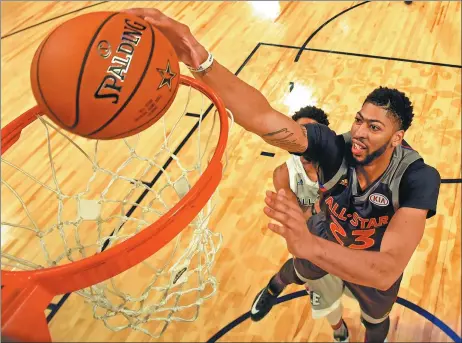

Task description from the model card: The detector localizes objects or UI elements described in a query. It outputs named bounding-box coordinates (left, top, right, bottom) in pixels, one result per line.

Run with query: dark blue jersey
left=302, top=124, right=441, bottom=251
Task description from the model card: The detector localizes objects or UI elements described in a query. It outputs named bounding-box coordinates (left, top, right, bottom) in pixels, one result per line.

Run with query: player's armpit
left=379, top=207, right=427, bottom=288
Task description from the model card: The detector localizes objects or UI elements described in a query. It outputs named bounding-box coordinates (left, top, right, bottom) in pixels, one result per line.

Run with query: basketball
left=30, top=11, right=180, bottom=140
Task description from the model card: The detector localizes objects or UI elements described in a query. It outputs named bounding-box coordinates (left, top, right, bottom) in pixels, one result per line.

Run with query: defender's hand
left=124, top=8, right=208, bottom=68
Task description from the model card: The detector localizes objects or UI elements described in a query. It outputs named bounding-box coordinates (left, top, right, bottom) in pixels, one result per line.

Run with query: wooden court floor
left=1, top=1, right=461, bottom=342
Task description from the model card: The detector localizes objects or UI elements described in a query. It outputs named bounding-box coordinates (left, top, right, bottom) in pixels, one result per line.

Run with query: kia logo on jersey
left=369, top=193, right=389, bottom=207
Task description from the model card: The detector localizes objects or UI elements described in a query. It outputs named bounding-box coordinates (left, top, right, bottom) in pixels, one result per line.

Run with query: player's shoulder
left=404, top=157, right=440, bottom=179
left=395, top=139, right=440, bottom=184
left=402, top=157, right=441, bottom=185
left=312, top=124, right=349, bottom=151
left=273, top=161, right=289, bottom=179
left=398, top=156, right=441, bottom=218
left=273, top=161, right=290, bottom=189
left=307, top=123, right=345, bottom=139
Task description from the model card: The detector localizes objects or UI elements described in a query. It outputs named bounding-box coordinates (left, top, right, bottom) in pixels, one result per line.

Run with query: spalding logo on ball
left=30, top=11, right=181, bottom=140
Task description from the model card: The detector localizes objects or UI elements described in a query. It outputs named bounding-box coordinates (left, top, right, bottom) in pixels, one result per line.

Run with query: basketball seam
left=86, top=21, right=156, bottom=137
left=75, top=12, right=120, bottom=130
left=105, top=82, right=180, bottom=139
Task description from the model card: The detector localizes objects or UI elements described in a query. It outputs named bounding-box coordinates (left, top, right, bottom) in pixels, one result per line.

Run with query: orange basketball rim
left=1, top=75, right=229, bottom=342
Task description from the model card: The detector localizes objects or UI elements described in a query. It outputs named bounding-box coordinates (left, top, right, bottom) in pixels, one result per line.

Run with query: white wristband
left=187, top=51, right=214, bottom=73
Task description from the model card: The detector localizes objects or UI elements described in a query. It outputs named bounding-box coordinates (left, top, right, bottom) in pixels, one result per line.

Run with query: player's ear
left=391, top=130, right=404, bottom=147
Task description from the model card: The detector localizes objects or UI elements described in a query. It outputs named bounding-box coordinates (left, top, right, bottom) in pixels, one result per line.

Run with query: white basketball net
left=1, top=84, right=233, bottom=338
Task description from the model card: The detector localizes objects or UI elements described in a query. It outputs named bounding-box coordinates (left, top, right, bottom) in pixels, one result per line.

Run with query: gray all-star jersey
left=286, top=155, right=319, bottom=208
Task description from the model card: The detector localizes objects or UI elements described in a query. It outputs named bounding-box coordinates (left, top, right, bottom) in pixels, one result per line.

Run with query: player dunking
left=249, top=87, right=441, bottom=343
left=126, top=8, right=441, bottom=343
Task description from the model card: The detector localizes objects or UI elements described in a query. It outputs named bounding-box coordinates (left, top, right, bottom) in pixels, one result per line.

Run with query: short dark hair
left=291, top=105, right=329, bottom=126
left=363, top=86, right=413, bottom=131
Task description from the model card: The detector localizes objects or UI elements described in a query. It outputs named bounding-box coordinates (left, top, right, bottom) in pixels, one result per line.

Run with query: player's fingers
left=123, top=8, right=161, bottom=17
left=277, top=188, right=287, bottom=197
left=266, top=190, right=276, bottom=198
left=265, top=192, right=303, bottom=218
left=264, top=195, right=293, bottom=217
left=263, top=205, right=300, bottom=230
left=276, top=193, right=299, bottom=211
left=123, top=8, right=168, bottom=26
left=265, top=189, right=290, bottom=202
left=123, top=8, right=152, bottom=18
left=266, top=189, right=300, bottom=212
left=267, top=222, right=287, bottom=237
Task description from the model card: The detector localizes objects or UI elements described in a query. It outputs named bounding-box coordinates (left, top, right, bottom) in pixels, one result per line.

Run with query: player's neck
left=355, top=149, right=393, bottom=190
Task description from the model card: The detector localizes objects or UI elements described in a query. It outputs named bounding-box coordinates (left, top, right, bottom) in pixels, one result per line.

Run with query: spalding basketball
left=30, top=11, right=180, bottom=140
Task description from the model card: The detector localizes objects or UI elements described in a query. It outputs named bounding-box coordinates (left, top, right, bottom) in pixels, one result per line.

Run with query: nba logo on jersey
left=297, top=179, right=304, bottom=186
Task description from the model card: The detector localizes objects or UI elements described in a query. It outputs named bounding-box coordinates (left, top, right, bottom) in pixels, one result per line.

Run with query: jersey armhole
left=389, top=150, right=422, bottom=211
left=318, top=132, right=350, bottom=192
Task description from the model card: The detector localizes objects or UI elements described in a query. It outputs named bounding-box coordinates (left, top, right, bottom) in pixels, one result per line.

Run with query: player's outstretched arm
left=125, top=8, right=308, bottom=154
left=193, top=61, right=308, bottom=153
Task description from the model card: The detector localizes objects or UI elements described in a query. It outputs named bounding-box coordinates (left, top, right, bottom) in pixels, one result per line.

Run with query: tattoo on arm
left=262, top=128, right=289, bottom=137
left=262, top=126, right=307, bottom=152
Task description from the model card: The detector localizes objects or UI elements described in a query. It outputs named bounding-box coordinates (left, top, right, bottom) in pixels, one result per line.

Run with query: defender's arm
left=273, top=163, right=315, bottom=220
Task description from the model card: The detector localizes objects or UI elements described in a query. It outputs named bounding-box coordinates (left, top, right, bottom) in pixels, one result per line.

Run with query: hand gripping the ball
left=124, top=8, right=209, bottom=69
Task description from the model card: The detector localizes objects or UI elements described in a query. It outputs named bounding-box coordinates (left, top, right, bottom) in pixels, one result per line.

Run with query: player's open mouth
left=352, top=141, right=366, bottom=155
